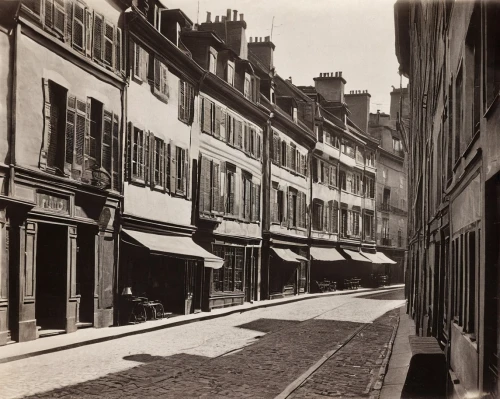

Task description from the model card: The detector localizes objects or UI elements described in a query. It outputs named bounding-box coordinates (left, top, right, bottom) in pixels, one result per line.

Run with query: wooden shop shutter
left=44, top=0, right=54, bottom=29
left=115, top=27, right=122, bottom=74
left=84, top=8, right=92, bottom=58
left=92, top=13, right=104, bottom=62
left=65, top=95, right=76, bottom=175
left=53, top=0, right=65, bottom=36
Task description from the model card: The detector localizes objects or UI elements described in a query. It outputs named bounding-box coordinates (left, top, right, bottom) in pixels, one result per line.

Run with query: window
left=382, top=218, right=389, bottom=239
left=364, top=177, right=375, bottom=198
left=398, top=229, right=402, bottom=247
left=43, top=80, right=67, bottom=172
left=313, top=200, right=324, bottom=231
left=153, top=137, right=165, bottom=187
left=212, top=245, right=244, bottom=293
left=133, top=41, right=149, bottom=81
left=201, top=97, right=216, bottom=135
left=455, top=65, right=463, bottom=163
left=153, top=57, right=169, bottom=101
left=243, top=174, right=252, bottom=221
left=244, top=73, right=251, bottom=100
left=342, top=140, right=355, bottom=158
left=392, top=138, right=402, bottom=153
left=271, top=183, right=284, bottom=224
left=175, top=147, right=187, bottom=194
left=364, top=214, right=374, bottom=240
left=340, top=170, right=347, bottom=190
left=366, top=151, right=375, bottom=167
left=341, top=208, right=348, bottom=237
left=352, top=173, right=362, bottom=195
left=351, top=211, right=360, bottom=236
left=131, top=127, right=145, bottom=181
left=225, top=165, right=236, bottom=216
left=485, top=2, right=500, bottom=110
left=179, top=80, right=195, bottom=124
left=383, top=187, right=391, bottom=209
left=328, top=200, right=339, bottom=234
left=226, top=61, right=235, bottom=86
left=356, top=146, right=364, bottom=164
left=293, top=107, right=298, bottom=123
left=209, top=47, right=217, bottom=74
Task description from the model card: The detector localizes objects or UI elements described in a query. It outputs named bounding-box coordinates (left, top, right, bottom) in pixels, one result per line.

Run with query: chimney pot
left=215, top=15, right=220, bottom=22
left=227, top=9, right=231, bottom=21
left=249, top=37, right=253, bottom=42
left=339, top=71, right=343, bottom=77
left=265, top=36, right=270, bottom=42
left=206, top=12, right=212, bottom=23
left=335, top=72, right=338, bottom=77
left=221, top=15, right=226, bottom=22
left=240, top=13, right=244, bottom=21
left=233, top=10, right=238, bottom=21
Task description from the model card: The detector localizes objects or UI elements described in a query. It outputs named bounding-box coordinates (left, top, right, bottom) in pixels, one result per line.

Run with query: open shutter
left=84, top=8, right=92, bottom=57
left=154, top=58, right=161, bottom=93
left=272, top=133, right=278, bottom=163
left=148, top=132, right=155, bottom=188
left=126, top=122, right=133, bottom=182
left=104, top=21, right=114, bottom=67
left=72, top=98, right=85, bottom=179
left=255, top=184, right=261, bottom=222
left=53, top=0, right=65, bottom=36
left=44, top=0, right=54, bottom=29
left=170, top=143, right=177, bottom=193
left=220, top=162, right=226, bottom=213
left=111, top=114, right=120, bottom=191
left=202, top=98, right=212, bottom=134
left=243, top=123, right=249, bottom=153
left=92, top=13, right=104, bottom=62
left=236, top=120, right=243, bottom=148
left=212, top=162, right=220, bottom=213
left=102, top=110, right=113, bottom=178
left=287, top=187, right=293, bottom=228
left=115, top=27, right=122, bottom=74
left=40, top=79, right=52, bottom=169
left=185, top=149, right=190, bottom=199
left=178, top=81, right=186, bottom=121
left=64, top=95, right=76, bottom=176
left=22, top=0, right=42, bottom=20
left=199, top=155, right=207, bottom=213
left=64, top=0, right=72, bottom=43
left=214, top=106, right=221, bottom=139
left=143, top=131, right=150, bottom=185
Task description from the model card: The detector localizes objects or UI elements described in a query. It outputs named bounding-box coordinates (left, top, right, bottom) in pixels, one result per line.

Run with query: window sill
left=178, top=116, right=191, bottom=126
left=151, top=89, right=169, bottom=104
left=129, top=178, right=147, bottom=187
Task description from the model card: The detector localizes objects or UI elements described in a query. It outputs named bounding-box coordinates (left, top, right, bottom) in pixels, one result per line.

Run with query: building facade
left=395, top=0, right=500, bottom=396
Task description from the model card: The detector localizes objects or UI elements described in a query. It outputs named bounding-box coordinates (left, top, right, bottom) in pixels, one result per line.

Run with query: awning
left=360, top=251, right=385, bottom=264
left=342, top=248, right=371, bottom=262
left=122, top=229, right=224, bottom=269
left=377, top=251, right=397, bottom=264
left=310, top=247, right=345, bottom=262
left=272, top=248, right=307, bottom=263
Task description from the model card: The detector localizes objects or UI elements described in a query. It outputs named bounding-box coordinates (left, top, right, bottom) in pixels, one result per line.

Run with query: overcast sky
left=167, top=0, right=405, bottom=114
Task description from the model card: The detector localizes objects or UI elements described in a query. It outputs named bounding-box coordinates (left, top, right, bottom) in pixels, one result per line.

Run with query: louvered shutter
left=43, top=80, right=58, bottom=169
left=102, top=110, right=113, bottom=178
left=53, top=0, right=65, bottom=35
left=93, top=13, right=104, bottom=62
left=271, top=188, right=277, bottom=223
left=199, top=155, right=211, bottom=214
left=149, top=132, right=156, bottom=188
left=161, top=63, right=168, bottom=98
left=23, top=0, right=42, bottom=19
left=179, top=81, right=186, bottom=121
left=64, top=0, right=72, bottom=43
left=236, top=120, right=243, bottom=148
left=244, top=178, right=251, bottom=220
left=65, top=95, right=76, bottom=175
left=69, top=1, right=85, bottom=52
left=214, top=106, right=222, bottom=139
left=287, top=188, right=293, bottom=228
left=104, top=21, right=114, bottom=67
left=202, top=98, right=212, bottom=134
left=185, top=149, right=190, bottom=199
left=144, top=131, right=150, bottom=185
left=162, top=142, right=169, bottom=190
left=251, top=183, right=256, bottom=222
left=112, top=114, right=120, bottom=191
left=115, top=27, right=122, bottom=74
left=141, top=46, right=149, bottom=81
left=243, top=123, right=248, bottom=153
left=154, top=58, right=161, bottom=93
left=325, top=164, right=330, bottom=186
left=84, top=8, right=92, bottom=57
left=125, top=122, right=133, bottom=182
left=229, top=171, right=236, bottom=215
left=188, top=84, right=195, bottom=124
left=220, top=162, right=226, bottom=213
left=170, top=143, right=177, bottom=193
left=212, top=162, right=220, bottom=213
left=272, top=133, right=278, bottom=163
left=44, top=0, right=54, bottom=29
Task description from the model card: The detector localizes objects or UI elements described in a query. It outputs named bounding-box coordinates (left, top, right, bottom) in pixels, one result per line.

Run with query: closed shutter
left=288, top=188, right=293, bottom=228
left=235, top=120, right=243, bottom=148
left=179, top=81, right=186, bottom=121
left=243, top=123, right=248, bottom=153
left=244, top=178, right=251, bottom=220
left=125, top=122, right=133, bottom=182
left=65, top=95, right=76, bottom=175
left=84, top=8, right=92, bottom=57
left=149, top=133, right=157, bottom=188
left=71, top=2, right=85, bottom=50
left=112, top=114, right=120, bottom=191
left=103, top=21, right=114, bottom=67
left=212, top=162, right=220, bottom=213
left=202, top=156, right=212, bottom=213
left=93, top=13, right=104, bottom=62
left=303, top=192, right=307, bottom=228
left=251, top=183, right=257, bottom=222
left=154, top=58, right=161, bottom=93
left=188, top=84, right=195, bottom=124
left=44, top=0, right=54, bottom=29
left=257, top=133, right=262, bottom=160
left=333, top=201, right=338, bottom=233
left=215, top=106, right=224, bottom=139
left=115, top=27, right=122, bottom=74
left=53, top=0, right=65, bottom=35
left=22, top=0, right=42, bottom=19
left=220, top=162, right=226, bottom=213
left=229, top=171, right=236, bottom=215
left=144, top=131, right=151, bottom=185
left=325, top=164, right=330, bottom=186
left=185, top=149, right=190, bottom=199
left=202, top=98, right=212, bottom=134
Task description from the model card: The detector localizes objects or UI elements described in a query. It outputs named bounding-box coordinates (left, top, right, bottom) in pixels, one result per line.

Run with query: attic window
left=226, top=61, right=235, bottom=86
left=293, top=107, right=298, bottom=123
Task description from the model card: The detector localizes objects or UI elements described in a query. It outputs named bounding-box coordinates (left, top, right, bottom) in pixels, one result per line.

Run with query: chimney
left=240, top=13, right=244, bottom=21
left=313, top=71, right=347, bottom=103
left=221, top=15, right=226, bottom=22
left=206, top=12, right=211, bottom=23
left=226, top=9, right=231, bottom=21
left=248, top=33, right=276, bottom=71
left=233, top=10, right=238, bottom=21
left=345, top=89, right=371, bottom=133
left=215, top=15, right=220, bottom=22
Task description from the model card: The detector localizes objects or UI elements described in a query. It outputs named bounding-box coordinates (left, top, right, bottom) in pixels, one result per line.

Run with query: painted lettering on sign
left=36, top=192, right=69, bottom=214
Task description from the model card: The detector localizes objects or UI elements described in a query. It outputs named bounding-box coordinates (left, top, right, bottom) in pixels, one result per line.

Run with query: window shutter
left=53, top=0, right=65, bottom=36
left=73, top=98, right=86, bottom=178
left=143, top=131, right=150, bottom=185
left=170, top=143, right=177, bottom=193
left=220, top=162, right=226, bottom=213
left=303, top=193, right=307, bottom=228
left=64, top=0, right=72, bottom=43
left=84, top=8, right=92, bottom=57
left=161, top=63, right=169, bottom=98
left=141, top=44, right=149, bottom=81
left=212, top=162, right=220, bottom=213
left=92, top=13, right=104, bottom=62
left=44, top=0, right=54, bottom=29
left=255, top=183, right=261, bottom=222
left=41, top=79, right=54, bottom=169
left=230, top=171, right=236, bottom=215
left=65, top=95, right=76, bottom=176
left=199, top=155, right=210, bottom=214
left=22, top=0, right=42, bottom=20
left=104, top=21, right=114, bottom=67
left=243, top=123, right=248, bottom=153
left=312, top=158, right=318, bottom=182
left=71, top=2, right=84, bottom=50
left=154, top=57, right=161, bottom=93
left=271, top=188, right=277, bottom=223
left=287, top=188, right=293, bottom=228
left=102, top=110, right=113, bottom=178
left=272, top=133, right=278, bottom=163
left=112, top=113, right=120, bottom=191
left=188, top=84, right=195, bottom=124
left=185, top=149, right=190, bottom=199
left=324, top=164, right=330, bottom=185
left=126, top=122, right=133, bottom=182
left=202, top=98, right=212, bottom=134
left=251, top=183, right=257, bottom=222
left=214, top=106, right=222, bottom=139
left=115, top=27, right=122, bottom=74
left=236, top=120, right=243, bottom=148
left=179, top=81, right=186, bottom=121
left=148, top=132, right=155, bottom=188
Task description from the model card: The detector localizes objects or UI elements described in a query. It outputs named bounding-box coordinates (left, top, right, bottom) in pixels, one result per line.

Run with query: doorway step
left=76, top=322, right=93, bottom=329
left=37, top=327, right=65, bottom=339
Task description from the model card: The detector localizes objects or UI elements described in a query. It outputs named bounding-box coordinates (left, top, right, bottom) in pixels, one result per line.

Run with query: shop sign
left=36, top=192, right=69, bottom=215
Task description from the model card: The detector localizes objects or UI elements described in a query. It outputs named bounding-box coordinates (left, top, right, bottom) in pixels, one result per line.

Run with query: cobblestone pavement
left=0, top=289, right=405, bottom=399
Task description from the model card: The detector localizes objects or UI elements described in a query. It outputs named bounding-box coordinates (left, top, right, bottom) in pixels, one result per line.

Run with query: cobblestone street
left=0, top=289, right=404, bottom=399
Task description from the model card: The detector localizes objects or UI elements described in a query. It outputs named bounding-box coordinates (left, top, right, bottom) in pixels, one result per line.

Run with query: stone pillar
left=0, top=208, right=9, bottom=345
left=66, top=225, right=78, bottom=333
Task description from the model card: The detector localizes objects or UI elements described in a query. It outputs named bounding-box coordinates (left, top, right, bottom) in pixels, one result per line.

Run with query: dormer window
left=226, top=61, right=235, bottom=86
left=293, top=107, right=298, bottom=123
left=244, top=73, right=251, bottom=99
left=270, top=87, right=276, bottom=104
left=209, top=47, right=217, bottom=74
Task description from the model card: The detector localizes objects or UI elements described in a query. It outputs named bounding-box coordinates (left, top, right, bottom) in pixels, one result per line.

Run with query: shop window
left=178, top=80, right=195, bottom=124
left=212, top=245, right=244, bottom=293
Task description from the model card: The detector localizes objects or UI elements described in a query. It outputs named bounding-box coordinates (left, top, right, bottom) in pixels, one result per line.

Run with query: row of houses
left=395, top=0, right=500, bottom=397
left=0, top=0, right=405, bottom=345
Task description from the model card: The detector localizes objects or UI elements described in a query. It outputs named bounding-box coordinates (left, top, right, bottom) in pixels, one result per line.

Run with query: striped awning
left=342, top=249, right=371, bottom=262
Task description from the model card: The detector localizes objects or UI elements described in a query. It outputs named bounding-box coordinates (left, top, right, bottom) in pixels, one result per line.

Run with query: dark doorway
left=76, top=226, right=95, bottom=326
left=36, top=224, right=67, bottom=331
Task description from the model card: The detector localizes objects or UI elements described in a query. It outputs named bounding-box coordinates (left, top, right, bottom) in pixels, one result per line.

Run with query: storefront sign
left=36, top=192, right=69, bottom=215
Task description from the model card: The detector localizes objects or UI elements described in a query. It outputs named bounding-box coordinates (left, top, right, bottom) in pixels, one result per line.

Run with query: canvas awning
left=342, top=248, right=371, bottom=262
left=360, top=251, right=385, bottom=264
left=310, top=247, right=345, bottom=262
left=122, top=229, right=224, bottom=269
left=376, top=252, right=397, bottom=264
left=272, top=248, right=307, bottom=263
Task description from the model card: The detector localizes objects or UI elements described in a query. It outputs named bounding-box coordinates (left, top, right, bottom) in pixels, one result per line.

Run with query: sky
left=167, top=0, right=406, bottom=114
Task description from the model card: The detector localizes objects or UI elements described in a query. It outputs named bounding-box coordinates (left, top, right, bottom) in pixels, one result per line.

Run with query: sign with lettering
left=36, top=192, right=69, bottom=215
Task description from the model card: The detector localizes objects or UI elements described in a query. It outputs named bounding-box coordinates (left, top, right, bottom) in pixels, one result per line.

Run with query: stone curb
left=368, top=305, right=402, bottom=399
left=0, top=285, right=404, bottom=365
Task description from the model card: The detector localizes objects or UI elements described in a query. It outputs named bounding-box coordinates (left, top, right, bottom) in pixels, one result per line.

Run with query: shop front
left=6, top=185, right=119, bottom=343
left=338, top=247, right=373, bottom=288
left=309, top=246, right=346, bottom=292
left=268, top=246, right=308, bottom=299
left=119, top=229, right=223, bottom=319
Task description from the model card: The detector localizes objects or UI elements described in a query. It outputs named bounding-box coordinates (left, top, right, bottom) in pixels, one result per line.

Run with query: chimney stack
left=206, top=12, right=211, bottom=23
left=313, top=70, right=347, bottom=103
left=345, top=88, right=371, bottom=133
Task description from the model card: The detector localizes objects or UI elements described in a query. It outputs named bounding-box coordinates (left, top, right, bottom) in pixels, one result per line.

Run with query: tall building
left=395, top=0, right=500, bottom=396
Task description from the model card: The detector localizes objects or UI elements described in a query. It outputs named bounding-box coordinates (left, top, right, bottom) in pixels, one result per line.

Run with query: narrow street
left=0, top=289, right=404, bottom=399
